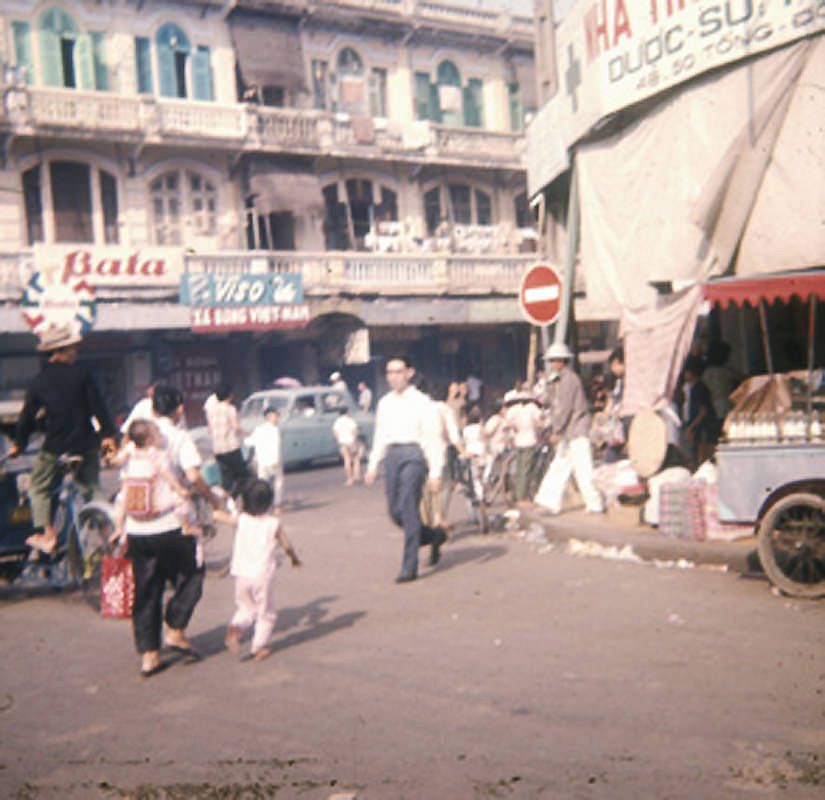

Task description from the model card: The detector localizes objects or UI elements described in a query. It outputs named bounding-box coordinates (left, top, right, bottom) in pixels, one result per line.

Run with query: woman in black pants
left=122, top=385, right=218, bottom=677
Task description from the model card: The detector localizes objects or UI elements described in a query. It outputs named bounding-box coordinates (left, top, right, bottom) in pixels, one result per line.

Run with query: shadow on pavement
left=428, top=543, right=507, bottom=576
left=189, top=595, right=365, bottom=659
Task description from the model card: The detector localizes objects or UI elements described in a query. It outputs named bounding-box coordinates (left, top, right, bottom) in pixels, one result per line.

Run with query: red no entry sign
left=519, top=263, right=562, bottom=326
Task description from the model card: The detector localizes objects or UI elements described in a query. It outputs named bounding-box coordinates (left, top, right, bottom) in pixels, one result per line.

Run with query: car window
left=294, top=395, right=316, bottom=417
left=241, top=396, right=288, bottom=419
left=320, top=391, right=347, bottom=413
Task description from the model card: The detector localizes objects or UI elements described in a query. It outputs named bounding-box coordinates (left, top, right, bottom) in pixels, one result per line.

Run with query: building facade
left=0, top=0, right=545, bottom=422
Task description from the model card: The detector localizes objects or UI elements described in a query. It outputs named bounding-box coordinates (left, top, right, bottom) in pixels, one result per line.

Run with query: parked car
left=191, top=386, right=375, bottom=471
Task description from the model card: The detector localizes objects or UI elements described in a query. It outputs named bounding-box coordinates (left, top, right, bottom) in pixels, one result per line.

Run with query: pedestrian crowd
left=6, top=320, right=744, bottom=675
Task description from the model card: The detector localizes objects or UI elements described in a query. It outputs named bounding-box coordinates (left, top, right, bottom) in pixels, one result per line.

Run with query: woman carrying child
left=218, top=479, right=301, bottom=661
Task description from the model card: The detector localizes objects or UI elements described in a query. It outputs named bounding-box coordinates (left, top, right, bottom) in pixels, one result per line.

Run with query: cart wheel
left=757, top=492, right=825, bottom=599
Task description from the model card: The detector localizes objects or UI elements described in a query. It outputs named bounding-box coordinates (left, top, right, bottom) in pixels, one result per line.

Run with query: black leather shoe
left=395, top=571, right=417, bottom=583
left=429, top=528, right=447, bottom=566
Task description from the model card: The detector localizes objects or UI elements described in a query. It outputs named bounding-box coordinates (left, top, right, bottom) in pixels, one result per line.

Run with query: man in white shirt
left=120, top=383, right=156, bottom=435
left=357, top=381, right=373, bottom=412
left=244, top=405, right=284, bottom=511
left=365, top=355, right=444, bottom=583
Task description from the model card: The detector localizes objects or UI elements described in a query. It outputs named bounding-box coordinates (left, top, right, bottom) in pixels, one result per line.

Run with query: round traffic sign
left=519, top=263, right=562, bottom=326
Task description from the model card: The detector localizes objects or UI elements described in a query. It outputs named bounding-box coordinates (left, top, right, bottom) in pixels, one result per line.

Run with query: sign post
left=519, top=263, right=562, bottom=327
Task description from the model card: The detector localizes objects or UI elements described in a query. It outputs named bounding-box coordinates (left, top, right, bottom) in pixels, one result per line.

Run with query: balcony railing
left=184, top=251, right=532, bottom=295
left=0, top=86, right=525, bottom=169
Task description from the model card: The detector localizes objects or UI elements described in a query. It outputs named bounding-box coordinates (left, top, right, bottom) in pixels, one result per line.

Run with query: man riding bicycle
left=7, top=324, right=116, bottom=554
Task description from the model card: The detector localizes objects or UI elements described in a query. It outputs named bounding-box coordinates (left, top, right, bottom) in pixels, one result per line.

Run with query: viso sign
left=180, top=273, right=310, bottom=332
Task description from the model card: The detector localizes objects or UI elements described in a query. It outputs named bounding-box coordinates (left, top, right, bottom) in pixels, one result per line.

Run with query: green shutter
left=75, top=34, right=94, bottom=90
left=135, top=36, right=152, bottom=94
left=90, top=31, right=108, bottom=90
left=192, top=45, right=213, bottom=101
left=12, top=21, right=33, bottom=84
left=156, top=38, right=176, bottom=97
left=429, top=82, right=441, bottom=123
left=414, top=72, right=431, bottom=120
left=463, top=78, right=483, bottom=128
left=38, top=25, right=61, bottom=86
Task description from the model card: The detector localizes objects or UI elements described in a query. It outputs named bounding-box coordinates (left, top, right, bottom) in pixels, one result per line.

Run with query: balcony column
left=432, top=255, right=449, bottom=294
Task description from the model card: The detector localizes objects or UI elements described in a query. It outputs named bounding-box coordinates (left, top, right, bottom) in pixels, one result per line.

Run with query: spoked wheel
left=73, top=506, right=116, bottom=610
left=484, top=452, right=517, bottom=509
left=757, top=492, right=825, bottom=599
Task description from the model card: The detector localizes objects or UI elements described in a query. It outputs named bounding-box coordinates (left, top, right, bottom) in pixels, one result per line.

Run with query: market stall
left=703, top=269, right=825, bottom=597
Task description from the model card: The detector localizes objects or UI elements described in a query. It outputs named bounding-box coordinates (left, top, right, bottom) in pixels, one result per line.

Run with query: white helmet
left=544, top=342, right=573, bottom=361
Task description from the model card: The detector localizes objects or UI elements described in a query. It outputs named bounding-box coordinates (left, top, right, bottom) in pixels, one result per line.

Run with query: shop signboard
left=33, top=244, right=184, bottom=288
left=180, top=273, right=310, bottom=332
left=526, top=0, right=825, bottom=191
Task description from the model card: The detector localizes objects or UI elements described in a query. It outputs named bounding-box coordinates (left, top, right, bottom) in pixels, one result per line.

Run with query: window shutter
left=75, top=34, right=94, bottom=90
left=12, top=21, right=33, bottom=84
left=192, top=45, right=214, bottom=101
left=429, top=82, right=441, bottom=123
left=414, top=72, right=430, bottom=120
left=90, top=31, right=108, bottom=90
left=463, top=78, right=483, bottom=128
left=156, top=36, right=176, bottom=97
left=38, top=23, right=61, bottom=86
left=135, top=36, right=152, bottom=94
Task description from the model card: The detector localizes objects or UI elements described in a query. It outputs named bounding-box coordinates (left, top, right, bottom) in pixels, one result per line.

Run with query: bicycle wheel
left=73, top=505, right=116, bottom=610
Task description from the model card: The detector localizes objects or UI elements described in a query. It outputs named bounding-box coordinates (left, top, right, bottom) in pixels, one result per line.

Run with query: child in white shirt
left=218, top=479, right=301, bottom=661
left=332, top=407, right=364, bottom=485
left=244, top=405, right=284, bottom=512
left=462, top=405, right=487, bottom=500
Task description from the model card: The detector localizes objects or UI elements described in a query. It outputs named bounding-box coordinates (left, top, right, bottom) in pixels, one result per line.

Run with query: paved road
left=1, top=463, right=824, bottom=799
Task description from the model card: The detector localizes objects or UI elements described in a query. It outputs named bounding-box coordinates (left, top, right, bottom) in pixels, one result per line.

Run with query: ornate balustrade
left=1, top=85, right=525, bottom=167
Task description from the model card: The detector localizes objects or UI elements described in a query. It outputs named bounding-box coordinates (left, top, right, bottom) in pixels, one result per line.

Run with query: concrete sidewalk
left=519, top=504, right=760, bottom=574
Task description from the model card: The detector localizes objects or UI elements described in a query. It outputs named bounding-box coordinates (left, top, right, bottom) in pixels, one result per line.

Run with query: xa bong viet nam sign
left=181, top=273, right=310, bottom=332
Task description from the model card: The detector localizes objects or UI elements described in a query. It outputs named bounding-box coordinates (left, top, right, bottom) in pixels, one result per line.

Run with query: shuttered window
left=12, top=21, right=33, bottom=84
left=135, top=36, right=152, bottom=94
left=156, top=23, right=190, bottom=98
left=100, top=171, right=119, bottom=244
left=192, top=45, right=213, bottom=101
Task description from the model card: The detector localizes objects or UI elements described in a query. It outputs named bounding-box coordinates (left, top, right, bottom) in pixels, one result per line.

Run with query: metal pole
left=554, top=158, right=579, bottom=348
left=758, top=298, right=773, bottom=375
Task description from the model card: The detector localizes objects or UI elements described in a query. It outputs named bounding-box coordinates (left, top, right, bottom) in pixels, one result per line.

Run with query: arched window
left=436, top=60, right=462, bottom=127
left=152, top=24, right=213, bottom=100
left=156, top=24, right=190, bottom=98
left=21, top=159, right=120, bottom=244
left=38, top=7, right=103, bottom=90
left=336, top=47, right=365, bottom=115
left=150, top=169, right=216, bottom=245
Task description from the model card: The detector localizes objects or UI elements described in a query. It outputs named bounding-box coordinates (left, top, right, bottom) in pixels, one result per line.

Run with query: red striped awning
left=703, top=270, right=825, bottom=307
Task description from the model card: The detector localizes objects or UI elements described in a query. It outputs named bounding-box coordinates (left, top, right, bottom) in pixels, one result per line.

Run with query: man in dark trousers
left=365, top=355, right=444, bottom=583
left=9, top=323, right=116, bottom=554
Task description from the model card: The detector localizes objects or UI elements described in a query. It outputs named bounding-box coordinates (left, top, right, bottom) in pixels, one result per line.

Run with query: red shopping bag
left=100, top=555, right=134, bottom=619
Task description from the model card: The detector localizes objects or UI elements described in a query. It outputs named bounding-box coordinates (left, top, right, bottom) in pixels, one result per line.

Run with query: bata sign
left=527, top=0, right=824, bottom=188
left=33, top=244, right=184, bottom=287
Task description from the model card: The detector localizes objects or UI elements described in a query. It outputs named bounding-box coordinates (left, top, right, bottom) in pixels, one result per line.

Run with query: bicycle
left=0, top=453, right=116, bottom=607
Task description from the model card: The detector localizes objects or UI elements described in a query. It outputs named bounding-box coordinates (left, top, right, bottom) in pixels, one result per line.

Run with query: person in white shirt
left=333, top=407, right=363, bottom=485
left=422, top=383, right=464, bottom=531
left=329, top=371, right=348, bottom=394
left=357, top=381, right=373, bottom=412
left=219, top=479, right=301, bottom=661
left=244, top=405, right=284, bottom=512
left=365, top=355, right=444, bottom=583
left=505, top=388, right=543, bottom=504
left=462, top=405, right=487, bottom=500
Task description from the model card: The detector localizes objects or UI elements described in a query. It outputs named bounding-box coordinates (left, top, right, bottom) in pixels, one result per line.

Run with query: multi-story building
left=0, top=0, right=546, bottom=422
